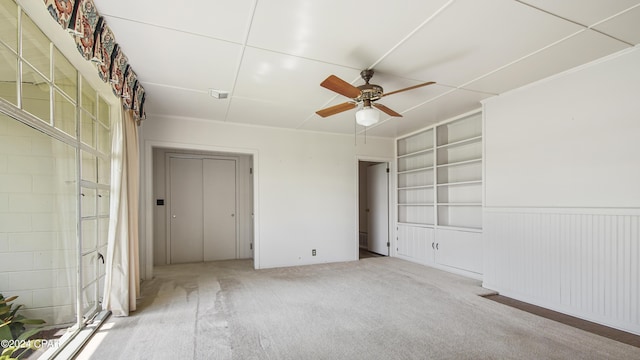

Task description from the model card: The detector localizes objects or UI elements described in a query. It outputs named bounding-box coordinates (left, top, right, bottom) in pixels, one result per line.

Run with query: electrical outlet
left=312, top=249, right=316, bottom=256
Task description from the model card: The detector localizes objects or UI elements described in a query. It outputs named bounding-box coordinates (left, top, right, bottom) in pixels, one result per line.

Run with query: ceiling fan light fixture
left=355, top=106, right=379, bottom=127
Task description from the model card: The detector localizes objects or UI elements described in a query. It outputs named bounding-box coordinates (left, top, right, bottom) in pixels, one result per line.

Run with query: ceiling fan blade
left=320, top=75, right=362, bottom=99
left=373, top=103, right=403, bottom=117
left=383, top=81, right=436, bottom=97
left=316, top=102, right=357, bottom=118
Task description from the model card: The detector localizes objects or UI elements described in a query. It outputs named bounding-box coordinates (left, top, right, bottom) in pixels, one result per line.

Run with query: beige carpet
left=76, top=258, right=640, bottom=359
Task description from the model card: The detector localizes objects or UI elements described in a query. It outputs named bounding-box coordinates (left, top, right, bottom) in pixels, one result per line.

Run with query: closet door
left=367, top=162, right=389, bottom=255
left=169, top=157, right=204, bottom=263
left=203, top=159, right=237, bottom=261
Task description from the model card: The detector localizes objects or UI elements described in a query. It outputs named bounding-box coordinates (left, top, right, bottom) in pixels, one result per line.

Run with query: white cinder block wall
left=0, top=115, right=76, bottom=325
left=483, top=47, right=640, bottom=335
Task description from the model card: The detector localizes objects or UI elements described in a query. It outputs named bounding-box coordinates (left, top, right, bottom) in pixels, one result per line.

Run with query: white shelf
left=397, top=222, right=435, bottom=228
left=399, top=203, right=434, bottom=206
left=398, top=166, right=434, bottom=174
left=436, top=225, right=483, bottom=232
left=437, top=203, right=481, bottom=206
left=437, top=161, right=481, bottom=184
left=436, top=113, right=482, bottom=147
left=436, top=158, right=481, bottom=169
left=436, top=135, right=482, bottom=150
left=398, top=185, right=434, bottom=190
left=436, top=180, right=482, bottom=187
left=437, top=203, right=482, bottom=228
left=397, top=147, right=434, bottom=158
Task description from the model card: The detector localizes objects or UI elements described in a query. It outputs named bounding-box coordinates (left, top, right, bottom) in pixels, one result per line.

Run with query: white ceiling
left=92, top=0, right=640, bottom=138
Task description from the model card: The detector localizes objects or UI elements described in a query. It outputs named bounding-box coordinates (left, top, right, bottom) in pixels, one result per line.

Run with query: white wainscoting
left=484, top=208, right=640, bottom=335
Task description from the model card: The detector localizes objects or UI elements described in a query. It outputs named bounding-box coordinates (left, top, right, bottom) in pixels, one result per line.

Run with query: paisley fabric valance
left=44, top=0, right=146, bottom=122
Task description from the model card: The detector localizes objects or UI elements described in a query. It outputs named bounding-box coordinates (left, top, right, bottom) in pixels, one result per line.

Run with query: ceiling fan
left=315, top=69, right=435, bottom=126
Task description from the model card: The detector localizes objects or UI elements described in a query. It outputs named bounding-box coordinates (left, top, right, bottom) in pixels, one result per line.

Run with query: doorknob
left=172, top=215, right=177, bottom=218
left=231, top=214, right=235, bottom=217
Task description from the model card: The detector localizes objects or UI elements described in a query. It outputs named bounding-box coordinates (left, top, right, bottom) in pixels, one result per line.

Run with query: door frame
left=164, top=153, right=239, bottom=264
left=142, top=141, right=259, bottom=280
left=355, top=156, right=394, bottom=260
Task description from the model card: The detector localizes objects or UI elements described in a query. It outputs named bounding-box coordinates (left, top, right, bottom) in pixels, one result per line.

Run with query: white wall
left=140, top=117, right=393, bottom=272
left=483, top=47, right=640, bottom=335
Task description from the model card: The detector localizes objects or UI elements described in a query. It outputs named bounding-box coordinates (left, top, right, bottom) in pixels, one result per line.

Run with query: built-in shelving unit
left=395, top=111, right=483, bottom=277
left=435, top=113, right=482, bottom=230
left=397, top=128, right=434, bottom=226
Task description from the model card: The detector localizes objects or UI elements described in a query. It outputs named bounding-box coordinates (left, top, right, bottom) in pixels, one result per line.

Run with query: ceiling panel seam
left=224, top=0, right=260, bottom=123
left=296, top=0, right=455, bottom=130
left=101, top=13, right=243, bottom=45
left=366, top=0, right=455, bottom=71
left=143, top=82, right=207, bottom=94
left=458, top=29, right=589, bottom=91
left=514, top=0, right=637, bottom=47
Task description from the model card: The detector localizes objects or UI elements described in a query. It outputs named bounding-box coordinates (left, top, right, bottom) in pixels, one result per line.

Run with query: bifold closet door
left=169, top=157, right=204, bottom=263
left=203, top=159, right=237, bottom=261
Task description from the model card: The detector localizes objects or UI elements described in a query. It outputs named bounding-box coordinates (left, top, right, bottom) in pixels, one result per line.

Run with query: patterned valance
left=44, top=0, right=146, bottom=122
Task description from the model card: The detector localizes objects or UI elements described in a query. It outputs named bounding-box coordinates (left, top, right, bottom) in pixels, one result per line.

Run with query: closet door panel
left=170, top=157, right=204, bottom=263
left=203, top=159, right=237, bottom=261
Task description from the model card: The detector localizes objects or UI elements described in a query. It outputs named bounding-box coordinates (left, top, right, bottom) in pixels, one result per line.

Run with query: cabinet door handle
left=432, top=242, right=435, bottom=249
left=436, top=243, right=439, bottom=250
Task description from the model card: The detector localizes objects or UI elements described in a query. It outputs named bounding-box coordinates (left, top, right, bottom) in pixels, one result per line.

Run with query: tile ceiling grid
left=88, top=0, right=640, bottom=138
left=293, top=0, right=457, bottom=131
left=221, top=1, right=260, bottom=124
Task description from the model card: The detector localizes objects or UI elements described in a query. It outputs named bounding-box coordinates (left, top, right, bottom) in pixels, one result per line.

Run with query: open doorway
left=152, top=148, right=254, bottom=266
left=358, top=161, right=390, bottom=259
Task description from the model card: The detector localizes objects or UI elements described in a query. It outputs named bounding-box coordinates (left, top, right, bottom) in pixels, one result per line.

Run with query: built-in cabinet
left=396, top=111, right=482, bottom=276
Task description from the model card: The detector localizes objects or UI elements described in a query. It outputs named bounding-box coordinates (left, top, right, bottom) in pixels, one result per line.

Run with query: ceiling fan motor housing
left=357, top=83, right=384, bottom=102
left=357, top=69, right=383, bottom=101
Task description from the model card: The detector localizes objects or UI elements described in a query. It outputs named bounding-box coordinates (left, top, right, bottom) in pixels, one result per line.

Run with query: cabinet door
left=397, top=225, right=434, bottom=265
left=434, top=228, right=482, bottom=274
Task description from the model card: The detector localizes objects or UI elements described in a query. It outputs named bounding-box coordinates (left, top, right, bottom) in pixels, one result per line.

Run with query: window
left=0, top=0, right=115, bottom=349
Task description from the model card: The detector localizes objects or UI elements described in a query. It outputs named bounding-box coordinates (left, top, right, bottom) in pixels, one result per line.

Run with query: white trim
left=356, top=155, right=394, bottom=259
left=396, top=108, right=483, bottom=141
left=482, top=46, right=640, bottom=106
left=484, top=206, right=640, bottom=215
left=395, top=254, right=483, bottom=281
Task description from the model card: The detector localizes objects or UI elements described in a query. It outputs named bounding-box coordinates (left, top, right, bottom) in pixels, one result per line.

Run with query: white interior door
left=367, top=163, right=389, bottom=255
left=203, top=159, right=237, bottom=261
left=169, top=157, right=204, bottom=263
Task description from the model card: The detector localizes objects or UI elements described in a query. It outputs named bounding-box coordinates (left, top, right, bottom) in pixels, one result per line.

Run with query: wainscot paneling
left=484, top=208, right=640, bottom=335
